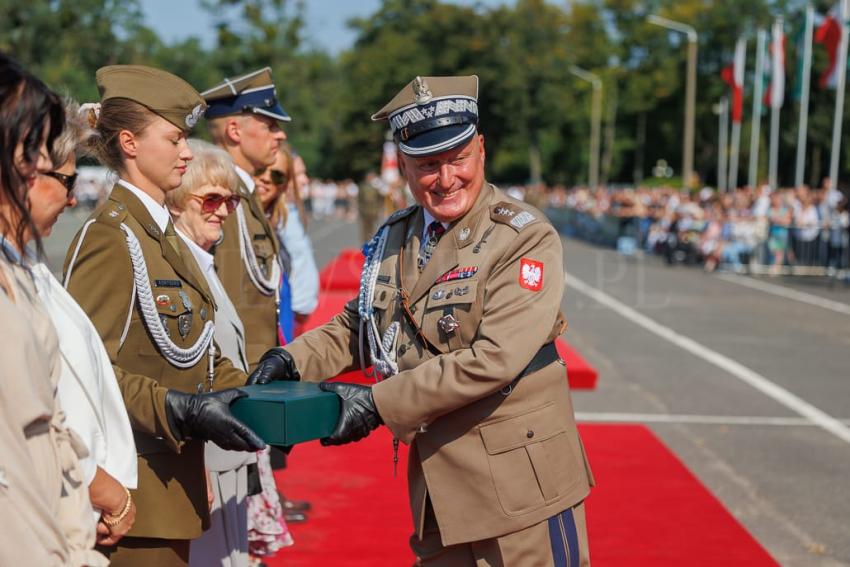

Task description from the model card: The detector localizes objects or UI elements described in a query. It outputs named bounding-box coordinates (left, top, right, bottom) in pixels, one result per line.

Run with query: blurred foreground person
left=63, top=65, right=264, bottom=566
left=29, top=99, right=138, bottom=548
left=0, top=52, right=106, bottom=566
left=252, top=76, right=594, bottom=565
left=285, top=152, right=319, bottom=326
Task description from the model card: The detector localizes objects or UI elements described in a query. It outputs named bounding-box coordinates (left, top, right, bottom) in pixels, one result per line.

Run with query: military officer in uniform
left=64, top=65, right=265, bottom=566
left=201, top=68, right=287, bottom=371
left=251, top=76, right=594, bottom=566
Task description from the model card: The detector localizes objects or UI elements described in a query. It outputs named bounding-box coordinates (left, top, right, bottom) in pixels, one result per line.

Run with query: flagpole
left=828, top=0, right=850, bottom=188
left=718, top=97, right=729, bottom=192
left=570, top=65, right=602, bottom=191
left=796, top=5, right=814, bottom=188
left=749, top=30, right=766, bottom=189
left=728, top=37, right=747, bottom=191
left=769, top=17, right=785, bottom=189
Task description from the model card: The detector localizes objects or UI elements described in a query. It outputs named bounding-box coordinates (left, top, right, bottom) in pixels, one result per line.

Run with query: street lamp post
left=570, top=65, right=602, bottom=191
left=648, top=14, right=698, bottom=188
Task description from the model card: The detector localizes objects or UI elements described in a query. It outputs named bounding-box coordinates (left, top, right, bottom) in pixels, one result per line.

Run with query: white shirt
left=177, top=230, right=255, bottom=471
left=118, top=179, right=171, bottom=231
left=31, top=264, right=137, bottom=493
left=234, top=165, right=255, bottom=194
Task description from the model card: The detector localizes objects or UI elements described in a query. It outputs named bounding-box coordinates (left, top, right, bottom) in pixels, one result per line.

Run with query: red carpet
left=269, top=424, right=777, bottom=566
left=556, top=338, right=598, bottom=389
left=318, top=248, right=364, bottom=292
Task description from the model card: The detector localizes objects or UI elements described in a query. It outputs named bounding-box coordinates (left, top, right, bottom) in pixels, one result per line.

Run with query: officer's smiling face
left=401, top=134, right=486, bottom=223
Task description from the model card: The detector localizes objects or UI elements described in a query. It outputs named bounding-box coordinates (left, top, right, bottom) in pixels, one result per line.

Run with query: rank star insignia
left=519, top=258, right=543, bottom=291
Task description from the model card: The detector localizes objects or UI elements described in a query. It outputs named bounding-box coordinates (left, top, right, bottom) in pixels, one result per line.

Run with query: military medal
left=178, top=290, right=193, bottom=311
left=438, top=314, right=460, bottom=335
left=177, top=313, right=193, bottom=338
left=159, top=314, right=171, bottom=338
left=435, top=266, right=478, bottom=284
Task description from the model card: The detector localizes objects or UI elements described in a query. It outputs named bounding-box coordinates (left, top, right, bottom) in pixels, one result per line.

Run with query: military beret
left=96, top=65, right=206, bottom=130
left=372, top=75, right=479, bottom=157
left=201, top=67, right=291, bottom=122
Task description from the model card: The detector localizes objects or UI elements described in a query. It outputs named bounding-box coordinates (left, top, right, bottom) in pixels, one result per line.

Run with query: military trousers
left=411, top=498, right=590, bottom=567
left=98, top=536, right=191, bottom=567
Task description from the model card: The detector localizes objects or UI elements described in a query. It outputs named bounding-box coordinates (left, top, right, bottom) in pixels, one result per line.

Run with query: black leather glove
left=247, top=348, right=301, bottom=385
left=165, top=389, right=265, bottom=452
left=318, top=382, right=383, bottom=446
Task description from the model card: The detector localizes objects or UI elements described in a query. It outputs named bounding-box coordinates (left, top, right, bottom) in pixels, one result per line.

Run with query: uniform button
left=410, top=305, right=417, bottom=314
left=398, top=344, right=407, bottom=355
left=526, top=430, right=535, bottom=439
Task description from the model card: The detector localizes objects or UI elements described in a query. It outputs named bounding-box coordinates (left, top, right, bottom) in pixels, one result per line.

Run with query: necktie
left=164, top=221, right=182, bottom=259
left=418, top=221, right=446, bottom=272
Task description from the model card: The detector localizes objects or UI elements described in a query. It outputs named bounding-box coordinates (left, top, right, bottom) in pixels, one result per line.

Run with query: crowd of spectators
left=549, top=181, right=849, bottom=277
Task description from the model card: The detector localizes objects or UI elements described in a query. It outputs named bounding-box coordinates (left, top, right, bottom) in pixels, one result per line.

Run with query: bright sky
left=141, top=0, right=512, bottom=54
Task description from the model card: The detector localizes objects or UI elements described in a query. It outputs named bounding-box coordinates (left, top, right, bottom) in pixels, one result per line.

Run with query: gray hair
left=166, top=139, right=239, bottom=209
left=50, top=98, right=95, bottom=167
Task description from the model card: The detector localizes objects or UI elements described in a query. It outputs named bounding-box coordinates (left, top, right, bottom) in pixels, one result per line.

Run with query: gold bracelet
left=102, top=487, right=132, bottom=527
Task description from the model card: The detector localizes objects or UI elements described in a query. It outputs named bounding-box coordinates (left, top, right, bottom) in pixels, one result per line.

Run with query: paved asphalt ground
left=45, top=207, right=850, bottom=566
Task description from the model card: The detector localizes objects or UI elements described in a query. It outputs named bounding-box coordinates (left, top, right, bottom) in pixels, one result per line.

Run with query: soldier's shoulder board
left=383, top=205, right=418, bottom=226
left=490, top=202, right=539, bottom=232
left=95, top=201, right=129, bottom=227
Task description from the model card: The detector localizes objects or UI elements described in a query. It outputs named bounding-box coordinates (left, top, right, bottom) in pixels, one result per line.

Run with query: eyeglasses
left=269, top=169, right=289, bottom=186
left=43, top=171, right=78, bottom=197
left=187, top=193, right=241, bottom=214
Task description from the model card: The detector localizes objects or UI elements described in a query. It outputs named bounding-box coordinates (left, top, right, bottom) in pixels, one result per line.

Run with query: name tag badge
left=155, top=279, right=182, bottom=288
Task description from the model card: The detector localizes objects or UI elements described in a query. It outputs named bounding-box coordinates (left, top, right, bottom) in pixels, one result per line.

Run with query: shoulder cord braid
left=121, top=223, right=215, bottom=369
left=358, top=226, right=400, bottom=380
left=236, top=204, right=280, bottom=296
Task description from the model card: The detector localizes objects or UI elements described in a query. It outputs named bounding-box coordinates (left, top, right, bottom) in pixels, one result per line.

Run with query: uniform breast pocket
left=252, top=238, right=275, bottom=276
left=371, top=283, right=396, bottom=327
left=479, top=402, right=577, bottom=516
left=422, top=281, right=477, bottom=351
left=151, top=289, right=193, bottom=344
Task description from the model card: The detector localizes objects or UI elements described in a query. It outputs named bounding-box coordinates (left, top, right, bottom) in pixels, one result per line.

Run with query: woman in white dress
left=27, top=99, right=138, bottom=545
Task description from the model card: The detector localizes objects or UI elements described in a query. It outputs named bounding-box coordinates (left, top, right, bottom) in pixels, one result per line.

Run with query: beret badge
left=185, top=104, right=205, bottom=128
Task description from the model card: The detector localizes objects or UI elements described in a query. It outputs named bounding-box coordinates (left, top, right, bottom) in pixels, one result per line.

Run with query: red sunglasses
left=187, top=193, right=241, bottom=214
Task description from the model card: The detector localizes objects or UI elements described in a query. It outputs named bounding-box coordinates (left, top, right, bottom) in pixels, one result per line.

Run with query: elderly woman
left=28, top=99, right=138, bottom=548
left=165, top=139, right=256, bottom=567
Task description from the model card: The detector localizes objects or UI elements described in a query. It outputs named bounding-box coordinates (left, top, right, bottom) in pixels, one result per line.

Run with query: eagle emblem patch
left=519, top=258, right=543, bottom=291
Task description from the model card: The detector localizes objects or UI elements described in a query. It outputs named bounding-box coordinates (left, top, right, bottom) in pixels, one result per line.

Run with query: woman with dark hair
left=0, top=52, right=106, bottom=566
left=63, top=65, right=264, bottom=567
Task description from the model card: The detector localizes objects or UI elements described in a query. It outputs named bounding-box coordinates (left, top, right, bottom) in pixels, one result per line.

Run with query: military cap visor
left=372, top=75, right=479, bottom=157
left=96, top=65, right=207, bottom=130
left=202, top=67, right=291, bottom=122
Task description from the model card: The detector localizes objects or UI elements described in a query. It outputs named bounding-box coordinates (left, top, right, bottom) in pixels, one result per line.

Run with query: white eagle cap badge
left=185, top=104, right=204, bottom=128
left=413, top=76, right=433, bottom=105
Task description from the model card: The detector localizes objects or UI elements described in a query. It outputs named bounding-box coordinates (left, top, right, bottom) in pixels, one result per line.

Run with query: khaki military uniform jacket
left=213, top=176, right=280, bottom=370
left=63, top=184, right=247, bottom=540
left=285, top=183, right=593, bottom=545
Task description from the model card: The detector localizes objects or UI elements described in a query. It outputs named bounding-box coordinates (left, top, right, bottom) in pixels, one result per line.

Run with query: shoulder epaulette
left=490, top=201, right=539, bottom=232
left=96, top=201, right=128, bottom=227
left=383, top=205, right=418, bottom=226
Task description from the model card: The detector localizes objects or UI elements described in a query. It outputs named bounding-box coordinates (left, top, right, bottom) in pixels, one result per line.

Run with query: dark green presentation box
left=231, top=382, right=340, bottom=446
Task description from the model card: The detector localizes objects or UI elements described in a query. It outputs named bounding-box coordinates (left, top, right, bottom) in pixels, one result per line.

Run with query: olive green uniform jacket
left=213, top=177, right=280, bottom=370
left=285, top=183, right=594, bottom=546
left=63, top=184, right=247, bottom=540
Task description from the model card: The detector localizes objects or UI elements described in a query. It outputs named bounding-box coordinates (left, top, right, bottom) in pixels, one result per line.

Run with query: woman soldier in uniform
left=63, top=65, right=265, bottom=567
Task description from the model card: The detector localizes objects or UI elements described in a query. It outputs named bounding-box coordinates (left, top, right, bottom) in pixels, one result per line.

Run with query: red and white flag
left=766, top=19, right=786, bottom=108
left=721, top=38, right=747, bottom=123
left=815, top=3, right=843, bottom=89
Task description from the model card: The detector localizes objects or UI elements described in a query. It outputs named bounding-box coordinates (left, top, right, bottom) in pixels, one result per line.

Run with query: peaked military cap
left=201, top=67, right=291, bottom=122
left=372, top=75, right=479, bottom=157
left=96, top=65, right=207, bottom=130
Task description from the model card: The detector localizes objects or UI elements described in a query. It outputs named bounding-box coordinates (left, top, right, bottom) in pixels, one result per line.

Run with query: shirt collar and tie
left=418, top=212, right=448, bottom=272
